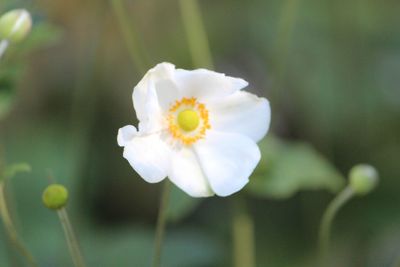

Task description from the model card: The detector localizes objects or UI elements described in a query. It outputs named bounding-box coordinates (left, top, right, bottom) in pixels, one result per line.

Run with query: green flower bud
left=42, top=184, right=69, bottom=210
left=349, top=164, right=379, bottom=196
left=0, top=9, right=32, bottom=43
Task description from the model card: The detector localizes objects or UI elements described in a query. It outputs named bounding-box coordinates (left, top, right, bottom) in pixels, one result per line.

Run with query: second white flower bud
left=0, top=9, right=32, bottom=43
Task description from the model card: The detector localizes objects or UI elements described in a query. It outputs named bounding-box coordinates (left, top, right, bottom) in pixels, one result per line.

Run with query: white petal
left=154, top=78, right=181, bottom=111
left=132, top=63, right=176, bottom=133
left=169, top=147, right=214, bottom=197
left=117, top=125, right=137, bottom=147
left=175, top=68, right=248, bottom=102
left=123, top=133, right=171, bottom=183
left=208, top=91, right=271, bottom=142
left=148, top=62, right=176, bottom=78
left=194, top=131, right=261, bottom=196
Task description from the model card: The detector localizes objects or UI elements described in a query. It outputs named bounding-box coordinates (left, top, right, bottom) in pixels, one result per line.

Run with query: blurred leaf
left=247, top=136, right=345, bottom=199
left=167, top=185, right=201, bottom=222
left=0, top=163, right=31, bottom=182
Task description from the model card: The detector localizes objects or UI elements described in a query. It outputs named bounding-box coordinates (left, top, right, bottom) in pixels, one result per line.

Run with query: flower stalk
left=110, top=0, right=148, bottom=75
left=232, top=197, right=255, bottom=267
left=152, top=180, right=171, bottom=267
left=319, top=164, right=379, bottom=262
left=57, top=208, right=87, bottom=267
left=42, top=183, right=86, bottom=267
left=179, top=0, right=213, bottom=69
left=0, top=182, right=38, bottom=267
left=318, top=185, right=354, bottom=260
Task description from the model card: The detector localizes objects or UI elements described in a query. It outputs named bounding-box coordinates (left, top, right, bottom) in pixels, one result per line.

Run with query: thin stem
left=179, top=0, right=214, bottom=69
left=57, top=208, right=87, bottom=267
left=274, top=0, right=300, bottom=76
left=152, top=180, right=171, bottom=267
left=0, top=40, right=9, bottom=60
left=232, top=197, right=255, bottom=267
left=318, top=186, right=354, bottom=260
left=271, top=0, right=300, bottom=106
left=110, top=0, right=148, bottom=75
left=0, top=182, right=38, bottom=267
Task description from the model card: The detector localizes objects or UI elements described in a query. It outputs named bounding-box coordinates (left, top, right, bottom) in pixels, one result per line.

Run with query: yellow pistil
left=177, top=109, right=200, bottom=132
left=167, top=97, right=211, bottom=145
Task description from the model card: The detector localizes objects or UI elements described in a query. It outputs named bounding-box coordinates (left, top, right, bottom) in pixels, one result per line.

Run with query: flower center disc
left=177, top=109, right=200, bottom=132
left=167, top=97, right=211, bottom=145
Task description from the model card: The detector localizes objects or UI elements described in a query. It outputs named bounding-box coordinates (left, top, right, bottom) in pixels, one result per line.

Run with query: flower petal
left=154, top=77, right=181, bottom=111
left=194, top=131, right=261, bottom=196
left=123, top=133, right=171, bottom=183
left=169, top=147, right=214, bottom=197
left=175, top=68, right=248, bottom=102
left=208, top=91, right=271, bottom=142
left=117, top=125, right=138, bottom=147
left=133, top=63, right=176, bottom=133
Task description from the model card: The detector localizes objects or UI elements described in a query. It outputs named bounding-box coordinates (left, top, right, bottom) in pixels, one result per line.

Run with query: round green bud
left=42, top=184, right=69, bottom=210
left=0, top=9, right=32, bottom=43
left=349, top=164, right=379, bottom=196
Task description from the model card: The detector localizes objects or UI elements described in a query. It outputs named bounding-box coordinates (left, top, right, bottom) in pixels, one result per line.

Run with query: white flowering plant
left=118, top=62, right=271, bottom=197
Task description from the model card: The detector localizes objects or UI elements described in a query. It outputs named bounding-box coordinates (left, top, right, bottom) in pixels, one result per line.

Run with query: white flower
left=118, top=63, right=271, bottom=197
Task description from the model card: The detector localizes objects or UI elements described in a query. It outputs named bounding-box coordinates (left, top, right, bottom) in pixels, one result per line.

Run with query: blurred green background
left=1, top=0, right=400, bottom=266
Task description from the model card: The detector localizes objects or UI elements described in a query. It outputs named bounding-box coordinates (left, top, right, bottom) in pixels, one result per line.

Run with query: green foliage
left=0, top=162, right=31, bottom=182
left=247, top=136, right=345, bottom=199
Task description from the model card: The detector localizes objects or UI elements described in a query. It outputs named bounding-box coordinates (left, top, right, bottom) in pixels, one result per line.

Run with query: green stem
left=152, top=180, right=171, bottom=267
left=0, top=182, right=38, bottom=267
left=110, top=0, right=148, bottom=75
left=318, top=186, right=354, bottom=260
left=271, top=0, right=300, bottom=106
left=274, top=0, right=300, bottom=76
left=179, top=0, right=213, bottom=69
left=232, top=197, right=255, bottom=267
left=57, top=208, right=87, bottom=267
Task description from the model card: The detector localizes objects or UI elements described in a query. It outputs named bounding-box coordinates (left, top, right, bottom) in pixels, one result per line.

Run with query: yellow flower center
left=177, top=109, right=200, bottom=132
left=167, top=97, right=211, bottom=145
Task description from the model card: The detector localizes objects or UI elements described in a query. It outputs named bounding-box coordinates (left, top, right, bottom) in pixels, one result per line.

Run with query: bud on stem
left=318, top=163, right=379, bottom=263
left=41, top=183, right=86, bottom=267
left=42, top=184, right=69, bottom=210
left=0, top=9, right=32, bottom=43
left=349, top=164, right=379, bottom=196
